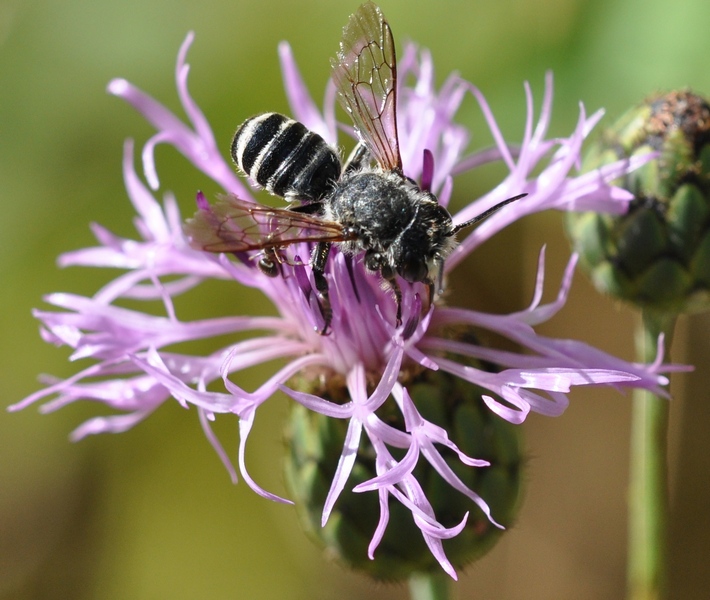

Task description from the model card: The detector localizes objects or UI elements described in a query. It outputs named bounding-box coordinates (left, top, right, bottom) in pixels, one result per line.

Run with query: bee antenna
left=450, top=193, right=527, bottom=235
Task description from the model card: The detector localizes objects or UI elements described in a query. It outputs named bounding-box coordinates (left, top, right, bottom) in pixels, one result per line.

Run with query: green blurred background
left=2, top=0, right=710, bottom=598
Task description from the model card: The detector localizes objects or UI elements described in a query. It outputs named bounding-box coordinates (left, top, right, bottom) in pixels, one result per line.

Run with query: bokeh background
left=2, top=0, right=710, bottom=598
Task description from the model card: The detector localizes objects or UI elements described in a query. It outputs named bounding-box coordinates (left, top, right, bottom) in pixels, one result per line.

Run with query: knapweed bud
left=566, top=91, right=710, bottom=313
left=284, top=363, right=523, bottom=581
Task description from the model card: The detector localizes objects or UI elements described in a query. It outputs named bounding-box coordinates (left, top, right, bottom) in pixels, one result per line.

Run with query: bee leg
left=342, top=142, right=370, bottom=175
left=311, top=241, right=333, bottom=335
left=384, top=275, right=403, bottom=328
left=257, top=248, right=280, bottom=277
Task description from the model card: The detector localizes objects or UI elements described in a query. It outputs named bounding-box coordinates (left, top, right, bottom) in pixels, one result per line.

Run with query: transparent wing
left=185, top=195, right=349, bottom=253
left=331, top=1, right=402, bottom=172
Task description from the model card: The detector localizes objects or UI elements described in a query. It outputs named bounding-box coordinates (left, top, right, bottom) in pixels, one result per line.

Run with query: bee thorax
left=327, top=170, right=454, bottom=283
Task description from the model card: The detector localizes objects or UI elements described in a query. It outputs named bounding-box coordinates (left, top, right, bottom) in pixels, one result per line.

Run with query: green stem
left=627, top=310, right=676, bottom=600
left=408, top=572, right=451, bottom=600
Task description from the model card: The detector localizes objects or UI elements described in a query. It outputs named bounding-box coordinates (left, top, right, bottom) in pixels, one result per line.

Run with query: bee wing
left=185, top=195, right=350, bottom=253
left=332, top=2, right=402, bottom=173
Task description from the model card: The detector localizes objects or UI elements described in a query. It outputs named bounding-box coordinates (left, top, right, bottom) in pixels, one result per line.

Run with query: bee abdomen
left=231, top=112, right=341, bottom=201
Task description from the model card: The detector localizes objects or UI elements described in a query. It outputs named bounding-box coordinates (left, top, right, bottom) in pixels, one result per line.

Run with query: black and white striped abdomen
left=231, top=113, right=342, bottom=201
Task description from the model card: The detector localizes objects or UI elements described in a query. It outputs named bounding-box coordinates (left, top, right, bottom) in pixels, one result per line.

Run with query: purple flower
left=11, top=33, right=676, bottom=578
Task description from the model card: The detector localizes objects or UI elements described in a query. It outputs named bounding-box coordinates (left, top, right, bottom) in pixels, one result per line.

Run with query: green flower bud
left=566, top=91, right=710, bottom=313
left=284, top=362, right=523, bottom=581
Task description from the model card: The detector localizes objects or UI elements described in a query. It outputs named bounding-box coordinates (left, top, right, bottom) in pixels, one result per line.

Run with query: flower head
left=566, top=90, right=710, bottom=314
left=12, top=31, right=676, bottom=578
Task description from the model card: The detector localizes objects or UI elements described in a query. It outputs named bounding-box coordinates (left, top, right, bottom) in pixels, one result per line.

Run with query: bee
left=185, top=1, right=524, bottom=334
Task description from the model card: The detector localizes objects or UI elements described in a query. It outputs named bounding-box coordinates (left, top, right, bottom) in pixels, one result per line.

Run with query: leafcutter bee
left=186, top=1, right=524, bottom=334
